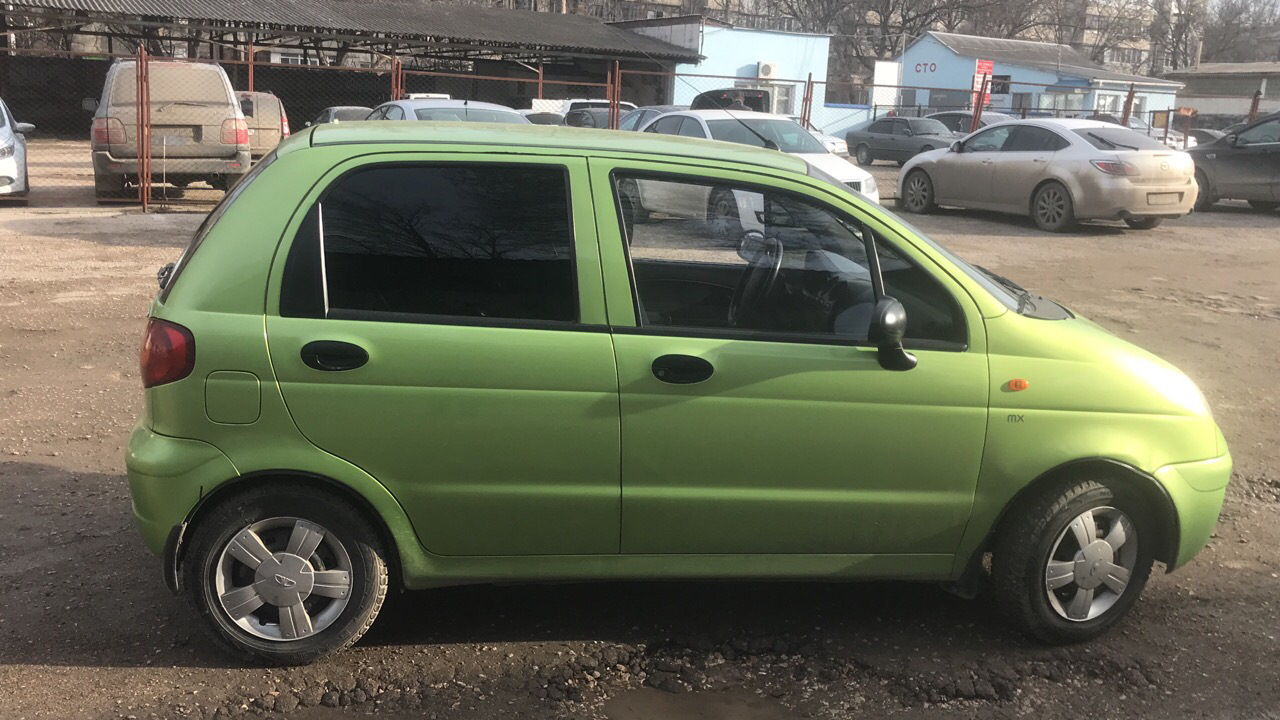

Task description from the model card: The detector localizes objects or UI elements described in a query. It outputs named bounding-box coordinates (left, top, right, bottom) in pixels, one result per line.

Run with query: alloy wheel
left=1044, top=506, right=1138, bottom=622
left=905, top=174, right=930, bottom=212
left=1036, top=187, right=1067, bottom=227
left=214, top=517, right=353, bottom=641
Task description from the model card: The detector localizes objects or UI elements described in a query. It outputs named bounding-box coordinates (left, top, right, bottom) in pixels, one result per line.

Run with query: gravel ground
left=0, top=177, right=1278, bottom=720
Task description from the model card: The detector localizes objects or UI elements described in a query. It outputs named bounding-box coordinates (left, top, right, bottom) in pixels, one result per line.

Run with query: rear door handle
left=651, top=354, right=714, bottom=384
left=300, top=340, right=369, bottom=372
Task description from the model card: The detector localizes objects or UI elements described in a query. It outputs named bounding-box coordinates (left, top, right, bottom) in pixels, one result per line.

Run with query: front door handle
left=651, top=354, right=714, bottom=384
left=300, top=340, right=369, bottom=372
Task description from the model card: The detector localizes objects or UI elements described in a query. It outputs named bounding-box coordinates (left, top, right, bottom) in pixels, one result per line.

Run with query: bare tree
left=1150, top=0, right=1207, bottom=70
left=1200, top=0, right=1280, bottom=62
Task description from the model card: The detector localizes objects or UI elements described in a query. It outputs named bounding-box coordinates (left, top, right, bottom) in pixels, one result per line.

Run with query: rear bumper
left=1156, top=452, right=1232, bottom=571
left=92, top=149, right=250, bottom=179
left=1074, top=176, right=1198, bottom=220
left=125, top=422, right=238, bottom=557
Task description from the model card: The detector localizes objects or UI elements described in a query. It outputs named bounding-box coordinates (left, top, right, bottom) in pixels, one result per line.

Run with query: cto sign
left=914, top=62, right=938, bottom=74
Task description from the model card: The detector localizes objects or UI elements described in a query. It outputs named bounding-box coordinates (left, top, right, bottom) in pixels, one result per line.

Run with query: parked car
left=926, top=110, right=1017, bottom=134
left=367, top=99, right=529, bottom=124
left=308, top=106, right=372, bottom=125
left=562, top=108, right=612, bottom=129
left=237, top=91, right=290, bottom=161
left=846, top=117, right=961, bottom=167
left=1185, top=128, right=1223, bottom=144
left=690, top=88, right=771, bottom=112
left=1188, top=112, right=1280, bottom=212
left=0, top=97, right=34, bottom=202
left=638, top=109, right=877, bottom=203
left=620, top=105, right=687, bottom=131
left=529, top=98, right=635, bottom=115
left=897, top=119, right=1197, bottom=232
left=786, top=115, right=848, bottom=155
left=128, top=122, right=1229, bottom=665
left=86, top=59, right=250, bottom=201
left=522, top=112, right=564, bottom=126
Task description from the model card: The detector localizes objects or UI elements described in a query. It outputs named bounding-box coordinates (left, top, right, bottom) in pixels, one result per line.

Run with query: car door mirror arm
left=859, top=222, right=917, bottom=371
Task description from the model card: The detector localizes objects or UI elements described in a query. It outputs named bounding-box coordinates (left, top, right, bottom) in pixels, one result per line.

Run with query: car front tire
left=897, top=169, right=936, bottom=214
left=183, top=483, right=389, bottom=666
left=992, top=479, right=1155, bottom=644
left=1193, top=170, right=1214, bottom=212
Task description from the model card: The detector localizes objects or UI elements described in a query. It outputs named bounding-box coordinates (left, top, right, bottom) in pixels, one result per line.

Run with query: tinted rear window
left=333, top=108, right=371, bottom=121
left=1073, top=128, right=1167, bottom=150
left=111, top=63, right=231, bottom=105
left=413, top=108, right=527, bottom=124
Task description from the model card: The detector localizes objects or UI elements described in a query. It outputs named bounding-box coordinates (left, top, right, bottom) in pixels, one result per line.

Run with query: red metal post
left=537, top=61, right=544, bottom=100
left=611, top=61, right=621, bottom=129
left=800, top=73, right=814, bottom=128
left=1247, top=90, right=1262, bottom=122
left=1119, top=83, right=1136, bottom=125
left=968, top=75, right=990, bottom=134
left=135, top=45, right=151, bottom=210
left=247, top=41, right=254, bottom=92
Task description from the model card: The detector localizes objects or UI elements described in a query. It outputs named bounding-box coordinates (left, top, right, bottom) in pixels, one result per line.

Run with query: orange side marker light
left=1008, top=378, right=1029, bottom=392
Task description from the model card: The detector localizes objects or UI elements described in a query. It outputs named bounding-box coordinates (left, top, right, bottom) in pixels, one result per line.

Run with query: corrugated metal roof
left=926, top=31, right=1182, bottom=87
left=1164, top=61, right=1280, bottom=77
left=9, top=0, right=699, bottom=60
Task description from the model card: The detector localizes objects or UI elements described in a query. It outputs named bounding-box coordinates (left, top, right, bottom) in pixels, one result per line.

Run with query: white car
left=788, top=115, right=849, bottom=156
left=0, top=97, right=33, bottom=201
left=638, top=109, right=878, bottom=203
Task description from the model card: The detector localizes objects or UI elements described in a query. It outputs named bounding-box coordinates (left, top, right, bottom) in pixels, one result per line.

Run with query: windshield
left=1074, top=128, right=1167, bottom=151
left=913, top=118, right=952, bottom=135
left=414, top=108, right=528, bottom=124
left=333, top=107, right=371, bottom=121
left=707, top=118, right=827, bottom=153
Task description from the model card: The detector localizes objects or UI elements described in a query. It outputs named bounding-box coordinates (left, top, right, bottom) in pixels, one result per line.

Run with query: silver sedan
left=896, top=119, right=1197, bottom=232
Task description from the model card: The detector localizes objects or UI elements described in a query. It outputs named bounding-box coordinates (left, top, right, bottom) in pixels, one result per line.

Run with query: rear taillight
left=281, top=109, right=291, bottom=138
left=140, top=318, right=195, bottom=388
left=221, top=118, right=249, bottom=145
left=91, top=117, right=126, bottom=145
left=1091, top=159, right=1140, bottom=176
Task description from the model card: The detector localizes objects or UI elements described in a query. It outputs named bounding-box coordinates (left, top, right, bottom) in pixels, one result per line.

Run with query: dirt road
left=1, top=197, right=1277, bottom=720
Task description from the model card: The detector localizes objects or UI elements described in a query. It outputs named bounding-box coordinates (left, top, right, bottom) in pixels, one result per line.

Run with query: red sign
left=972, top=59, right=994, bottom=108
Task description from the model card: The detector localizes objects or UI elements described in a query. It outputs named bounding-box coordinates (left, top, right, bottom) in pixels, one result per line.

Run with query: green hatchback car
left=127, top=122, right=1231, bottom=665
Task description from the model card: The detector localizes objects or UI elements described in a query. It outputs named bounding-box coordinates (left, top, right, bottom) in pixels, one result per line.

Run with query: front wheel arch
left=955, top=458, right=1179, bottom=591
left=171, top=470, right=402, bottom=595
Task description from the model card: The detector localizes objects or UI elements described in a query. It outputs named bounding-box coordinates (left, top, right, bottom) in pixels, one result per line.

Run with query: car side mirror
left=868, top=297, right=917, bottom=371
left=157, top=261, right=175, bottom=289
left=14, top=122, right=34, bottom=134
left=82, top=98, right=99, bottom=112
left=950, top=141, right=963, bottom=153
left=1227, top=134, right=1242, bottom=147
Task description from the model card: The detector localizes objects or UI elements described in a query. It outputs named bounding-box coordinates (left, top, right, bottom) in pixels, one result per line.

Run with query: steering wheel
left=728, top=234, right=784, bottom=328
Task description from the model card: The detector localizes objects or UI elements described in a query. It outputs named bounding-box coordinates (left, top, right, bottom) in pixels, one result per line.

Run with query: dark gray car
left=846, top=117, right=960, bottom=166
left=1189, top=112, right=1280, bottom=212
left=927, top=110, right=1016, bottom=134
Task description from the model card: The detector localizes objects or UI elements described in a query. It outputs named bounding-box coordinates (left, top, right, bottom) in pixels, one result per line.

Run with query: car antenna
left=608, top=31, right=779, bottom=151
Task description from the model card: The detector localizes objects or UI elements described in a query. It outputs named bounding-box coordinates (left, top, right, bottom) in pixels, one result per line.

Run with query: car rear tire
left=992, top=479, right=1155, bottom=644
left=1032, top=182, right=1076, bottom=232
left=1123, top=217, right=1162, bottom=230
left=897, top=170, right=936, bottom=214
left=1247, top=200, right=1278, bottom=212
left=183, top=483, right=389, bottom=666
left=854, top=145, right=873, bottom=166
left=1193, top=170, right=1214, bottom=212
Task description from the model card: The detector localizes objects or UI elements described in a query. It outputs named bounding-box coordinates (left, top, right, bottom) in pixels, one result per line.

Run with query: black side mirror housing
left=1227, top=134, right=1241, bottom=147
left=950, top=140, right=963, bottom=153
left=157, top=261, right=175, bottom=289
left=869, top=297, right=917, bottom=371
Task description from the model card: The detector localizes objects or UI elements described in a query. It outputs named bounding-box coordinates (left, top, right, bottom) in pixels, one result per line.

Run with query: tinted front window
left=1238, top=118, right=1280, bottom=144
left=1073, top=128, right=1167, bottom=150
left=648, top=115, right=684, bottom=134
left=677, top=119, right=706, bottom=138
left=965, top=125, right=1013, bottom=152
left=705, top=119, right=826, bottom=153
left=619, top=110, right=645, bottom=131
left=414, top=108, right=527, bottom=124
left=612, top=174, right=964, bottom=345
left=288, top=165, right=576, bottom=323
left=384, top=105, right=405, bottom=120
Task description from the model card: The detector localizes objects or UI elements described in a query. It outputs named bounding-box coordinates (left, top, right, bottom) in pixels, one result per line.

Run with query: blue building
left=616, top=16, right=830, bottom=115
left=898, top=32, right=1182, bottom=118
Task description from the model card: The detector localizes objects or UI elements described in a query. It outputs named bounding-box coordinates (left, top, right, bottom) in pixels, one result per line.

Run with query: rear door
left=986, top=126, right=1062, bottom=212
left=890, top=119, right=915, bottom=159
left=863, top=119, right=893, bottom=156
left=265, top=155, right=621, bottom=557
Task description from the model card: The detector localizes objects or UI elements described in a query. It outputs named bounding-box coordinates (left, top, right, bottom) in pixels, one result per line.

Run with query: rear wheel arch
left=957, top=458, right=1180, bottom=590
left=1029, top=177, right=1075, bottom=215
left=171, top=470, right=402, bottom=594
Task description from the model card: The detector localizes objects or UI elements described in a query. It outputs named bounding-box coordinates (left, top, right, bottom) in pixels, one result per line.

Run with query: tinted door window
left=283, top=165, right=576, bottom=323
left=367, top=107, right=387, bottom=120
left=677, top=118, right=706, bottom=138
left=1004, top=126, right=1068, bottom=151
left=892, top=119, right=914, bottom=136
left=619, top=110, right=648, bottom=131
left=613, top=174, right=964, bottom=345
left=646, top=115, right=685, bottom=134
left=384, top=105, right=405, bottom=120
left=964, top=125, right=1014, bottom=152
left=1237, top=118, right=1280, bottom=145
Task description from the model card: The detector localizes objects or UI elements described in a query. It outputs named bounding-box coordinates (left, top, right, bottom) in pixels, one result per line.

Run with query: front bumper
left=1156, top=452, right=1232, bottom=570
left=1074, top=175, right=1198, bottom=220
left=0, top=153, right=25, bottom=194
left=125, top=422, right=238, bottom=556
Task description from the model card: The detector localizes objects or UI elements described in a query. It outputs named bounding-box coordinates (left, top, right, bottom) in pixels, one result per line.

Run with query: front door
left=265, top=156, right=621, bottom=557
left=932, top=124, right=1014, bottom=207
left=591, top=160, right=989, bottom=556
left=986, top=125, right=1063, bottom=212
left=1216, top=117, right=1280, bottom=201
